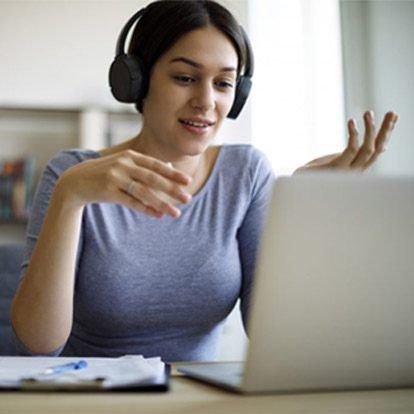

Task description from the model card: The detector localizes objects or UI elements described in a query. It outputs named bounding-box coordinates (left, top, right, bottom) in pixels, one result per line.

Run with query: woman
left=11, top=0, right=398, bottom=361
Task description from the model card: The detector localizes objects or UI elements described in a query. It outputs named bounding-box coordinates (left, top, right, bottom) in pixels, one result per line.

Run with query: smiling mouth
left=179, top=119, right=215, bottom=128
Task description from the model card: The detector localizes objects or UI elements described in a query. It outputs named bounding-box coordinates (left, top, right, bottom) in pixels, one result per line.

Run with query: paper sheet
left=0, top=355, right=165, bottom=388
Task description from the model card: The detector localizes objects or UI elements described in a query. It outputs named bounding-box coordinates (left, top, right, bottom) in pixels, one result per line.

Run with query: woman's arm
left=11, top=181, right=84, bottom=354
left=11, top=149, right=192, bottom=354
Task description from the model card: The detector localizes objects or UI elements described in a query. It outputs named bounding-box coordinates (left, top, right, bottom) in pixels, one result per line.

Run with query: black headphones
left=109, top=6, right=254, bottom=120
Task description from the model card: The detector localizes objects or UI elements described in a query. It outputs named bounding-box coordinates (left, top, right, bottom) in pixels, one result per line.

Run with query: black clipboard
left=0, top=356, right=170, bottom=392
left=18, top=364, right=171, bottom=392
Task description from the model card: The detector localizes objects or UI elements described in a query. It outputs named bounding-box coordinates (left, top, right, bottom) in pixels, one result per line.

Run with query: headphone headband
left=240, top=26, right=254, bottom=78
left=115, top=9, right=146, bottom=57
left=109, top=4, right=254, bottom=119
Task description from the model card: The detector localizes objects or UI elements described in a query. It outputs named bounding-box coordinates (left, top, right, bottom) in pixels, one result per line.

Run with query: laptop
left=178, top=173, right=414, bottom=394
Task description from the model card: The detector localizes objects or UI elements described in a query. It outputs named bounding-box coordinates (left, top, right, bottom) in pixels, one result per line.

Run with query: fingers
left=128, top=150, right=191, bottom=186
left=350, top=111, right=376, bottom=168
left=330, top=118, right=360, bottom=167
left=363, top=111, right=398, bottom=169
left=124, top=178, right=183, bottom=218
left=376, top=111, right=398, bottom=152
left=117, top=191, right=165, bottom=219
left=334, top=110, right=398, bottom=171
left=127, top=164, right=191, bottom=204
left=296, top=110, right=398, bottom=174
left=118, top=150, right=192, bottom=218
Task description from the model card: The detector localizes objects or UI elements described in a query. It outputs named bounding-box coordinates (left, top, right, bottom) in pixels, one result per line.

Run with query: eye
left=174, top=75, right=195, bottom=84
left=215, top=80, right=234, bottom=90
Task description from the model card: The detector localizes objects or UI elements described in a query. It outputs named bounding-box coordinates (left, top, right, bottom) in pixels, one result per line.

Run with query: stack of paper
left=0, top=355, right=168, bottom=391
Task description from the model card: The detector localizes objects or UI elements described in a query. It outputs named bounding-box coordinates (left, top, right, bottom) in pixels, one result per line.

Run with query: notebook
left=178, top=173, right=414, bottom=394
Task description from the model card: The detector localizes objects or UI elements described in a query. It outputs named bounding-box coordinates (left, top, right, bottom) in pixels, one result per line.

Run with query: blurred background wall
left=1, top=1, right=412, bottom=174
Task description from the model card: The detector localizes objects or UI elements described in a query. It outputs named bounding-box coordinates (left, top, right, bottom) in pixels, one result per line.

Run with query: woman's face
left=140, top=24, right=238, bottom=159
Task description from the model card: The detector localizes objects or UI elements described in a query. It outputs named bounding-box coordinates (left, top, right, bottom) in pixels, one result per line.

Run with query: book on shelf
left=0, top=157, right=36, bottom=222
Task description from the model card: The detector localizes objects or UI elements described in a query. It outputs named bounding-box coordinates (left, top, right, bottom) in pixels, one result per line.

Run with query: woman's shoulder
left=210, top=144, right=274, bottom=206
left=45, top=148, right=100, bottom=175
left=221, top=143, right=269, bottom=162
left=219, top=144, right=273, bottom=176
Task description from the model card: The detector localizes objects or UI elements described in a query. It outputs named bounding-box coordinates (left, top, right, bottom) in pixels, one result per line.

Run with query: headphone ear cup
left=227, top=76, right=252, bottom=119
left=109, top=55, right=148, bottom=103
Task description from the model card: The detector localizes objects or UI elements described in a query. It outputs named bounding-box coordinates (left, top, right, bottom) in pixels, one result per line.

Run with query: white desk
left=0, top=365, right=413, bottom=414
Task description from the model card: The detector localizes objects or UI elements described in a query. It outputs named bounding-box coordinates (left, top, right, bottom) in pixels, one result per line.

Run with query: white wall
left=341, top=0, right=414, bottom=176
left=249, top=0, right=345, bottom=176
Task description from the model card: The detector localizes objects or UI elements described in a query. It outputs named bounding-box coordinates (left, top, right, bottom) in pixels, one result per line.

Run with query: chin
left=183, top=143, right=211, bottom=157
left=176, top=136, right=213, bottom=156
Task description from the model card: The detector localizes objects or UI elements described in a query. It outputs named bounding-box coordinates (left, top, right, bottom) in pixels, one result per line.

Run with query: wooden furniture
left=0, top=365, right=413, bottom=413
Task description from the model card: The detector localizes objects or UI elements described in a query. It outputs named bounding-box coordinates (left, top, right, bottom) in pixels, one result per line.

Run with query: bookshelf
left=0, top=106, right=141, bottom=244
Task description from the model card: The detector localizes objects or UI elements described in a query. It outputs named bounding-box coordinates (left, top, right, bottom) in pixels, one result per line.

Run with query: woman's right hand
left=56, top=149, right=192, bottom=219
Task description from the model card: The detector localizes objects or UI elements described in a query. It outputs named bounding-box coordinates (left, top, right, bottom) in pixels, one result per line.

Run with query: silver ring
left=127, top=180, right=136, bottom=196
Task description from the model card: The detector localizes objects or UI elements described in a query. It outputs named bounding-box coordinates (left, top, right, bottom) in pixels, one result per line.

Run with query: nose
left=190, top=82, right=215, bottom=112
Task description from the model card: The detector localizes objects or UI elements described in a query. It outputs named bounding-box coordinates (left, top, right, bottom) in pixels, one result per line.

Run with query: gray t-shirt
left=14, top=144, right=274, bottom=362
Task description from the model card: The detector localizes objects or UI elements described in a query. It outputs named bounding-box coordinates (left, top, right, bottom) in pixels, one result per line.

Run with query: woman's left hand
left=295, top=111, right=399, bottom=173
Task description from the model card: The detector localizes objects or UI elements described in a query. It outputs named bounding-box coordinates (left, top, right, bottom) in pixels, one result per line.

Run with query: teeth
left=182, top=120, right=208, bottom=128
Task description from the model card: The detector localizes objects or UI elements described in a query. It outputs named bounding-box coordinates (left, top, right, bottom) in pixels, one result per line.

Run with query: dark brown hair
left=128, top=0, right=247, bottom=112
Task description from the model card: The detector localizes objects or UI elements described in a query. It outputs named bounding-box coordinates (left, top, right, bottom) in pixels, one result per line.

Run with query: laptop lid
left=242, top=173, right=414, bottom=393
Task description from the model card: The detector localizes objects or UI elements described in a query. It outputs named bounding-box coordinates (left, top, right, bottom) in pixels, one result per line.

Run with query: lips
left=179, top=118, right=215, bottom=128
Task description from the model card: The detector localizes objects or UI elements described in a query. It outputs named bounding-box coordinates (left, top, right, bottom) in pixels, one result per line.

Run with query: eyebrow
left=169, top=57, right=237, bottom=73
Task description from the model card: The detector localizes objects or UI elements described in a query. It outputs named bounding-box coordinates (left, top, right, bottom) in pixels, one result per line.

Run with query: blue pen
left=43, top=360, right=88, bottom=376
